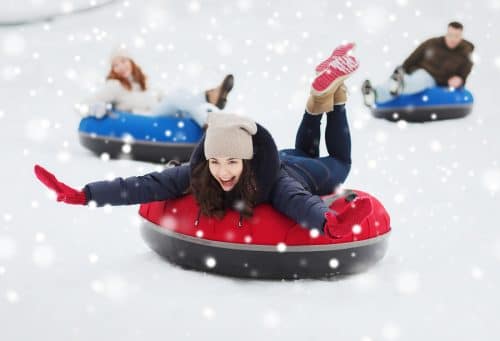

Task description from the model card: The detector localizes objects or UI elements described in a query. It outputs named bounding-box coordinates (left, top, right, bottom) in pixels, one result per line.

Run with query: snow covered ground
left=1, top=0, right=500, bottom=340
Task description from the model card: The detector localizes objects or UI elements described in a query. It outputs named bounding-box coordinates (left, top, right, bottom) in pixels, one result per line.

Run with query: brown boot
left=333, top=83, right=347, bottom=105
left=306, top=92, right=333, bottom=115
left=306, top=80, right=346, bottom=114
left=205, top=74, right=234, bottom=110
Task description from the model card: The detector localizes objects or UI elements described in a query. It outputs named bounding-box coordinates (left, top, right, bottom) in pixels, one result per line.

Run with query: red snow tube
left=139, top=190, right=391, bottom=279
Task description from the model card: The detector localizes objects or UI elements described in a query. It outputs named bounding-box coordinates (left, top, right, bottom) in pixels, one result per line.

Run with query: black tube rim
left=141, top=220, right=391, bottom=252
left=79, top=131, right=198, bottom=148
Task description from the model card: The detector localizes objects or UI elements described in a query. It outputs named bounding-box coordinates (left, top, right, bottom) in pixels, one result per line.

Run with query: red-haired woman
left=77, top=47, right=234, bottom=127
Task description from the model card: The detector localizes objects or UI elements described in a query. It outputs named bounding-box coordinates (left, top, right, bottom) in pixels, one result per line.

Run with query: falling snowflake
left=276, top=242, right=287, bottom=252
left=0, top=236, right=16, bottom=260
left=329, top=258, right=339, bottom=269
left=2, top=33, right=26, bottom=56
left=5, top=290, right=19, bottom=304
left=471, top=267, right=484, bottom=280
left=309, top=229, right=320, bottom=238
left=396, top=271, right=420, bottom=294
left=35, top=232, right=45, bottom=242
left=482, top=169, right=500, bottom=194
left=202, top=306, right=216, bottom=320
left=25, top=119, right=51, bottom=142
left=352, top=224, right=362, bottom=234
left=160, top=216, right=178, bottom=230
left=429, top=140, right=442, bottom=152
left=100, top=153, right=110, bottom=161
left=382, top=322, right=401, bottom=340
left=205, top=257, right=216, bottom=268
left=88, top=253, right=99, bottom=264
left=262, top=310, right=281, bottom=329
left=33, top=245, right=55, bottom=268
left=121, top=144, right=132, bottom=154
left=90, top=275, right=132, bottom=301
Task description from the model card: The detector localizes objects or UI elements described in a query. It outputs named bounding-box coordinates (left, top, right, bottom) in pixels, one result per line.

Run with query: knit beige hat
left=204, top=113, right=258, bottom=159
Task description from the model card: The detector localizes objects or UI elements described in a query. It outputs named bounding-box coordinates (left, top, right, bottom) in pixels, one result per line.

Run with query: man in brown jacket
left=362, top=22, right=474, bottom=106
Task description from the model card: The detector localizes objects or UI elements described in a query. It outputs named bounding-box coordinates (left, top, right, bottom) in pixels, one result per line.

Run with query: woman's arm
left=84, top=164, right=191, bottom=206
left=269, top=169, right=329, bottom=230
left=34, top=164, right=191, bottom=207
left=86, top=79, right=123, bottom=104
left=75, top=80, right=123, bottom=117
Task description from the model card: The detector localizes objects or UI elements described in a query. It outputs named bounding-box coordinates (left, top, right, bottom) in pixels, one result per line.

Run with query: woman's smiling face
left=111, top=56, right=133, bottom=78
left=208, top=157, right=244, bottom=191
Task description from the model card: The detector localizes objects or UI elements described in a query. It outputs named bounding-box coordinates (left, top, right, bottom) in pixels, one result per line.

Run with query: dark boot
left=361, top=79, right=376, bottom=107
left=389, top=66, right=404, bottom=96
left=205, top=74, right=234, bottom=110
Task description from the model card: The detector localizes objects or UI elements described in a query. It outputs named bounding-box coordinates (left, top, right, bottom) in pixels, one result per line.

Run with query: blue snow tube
left=78, top=111, right=204, bottom=163
left=371, top=86, right=473, bottom=122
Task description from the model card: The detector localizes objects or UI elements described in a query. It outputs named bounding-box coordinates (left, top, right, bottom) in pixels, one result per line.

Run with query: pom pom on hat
left=204, top=113, right=257, bottom=160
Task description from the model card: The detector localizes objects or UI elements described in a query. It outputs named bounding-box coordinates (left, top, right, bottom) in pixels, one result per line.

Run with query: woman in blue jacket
left=35, top=46, right=369, bottom=238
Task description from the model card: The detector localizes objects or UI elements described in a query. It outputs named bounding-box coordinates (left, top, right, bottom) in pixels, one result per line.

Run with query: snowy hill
left=1, top=0, right=499, bottom=340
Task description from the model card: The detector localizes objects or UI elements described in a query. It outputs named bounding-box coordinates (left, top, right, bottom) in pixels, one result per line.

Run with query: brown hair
left=448, top=21, right=463, bottom=30
left=190, top=160, right=258, bottom=219
left=106, top=58, right=147, bottom=91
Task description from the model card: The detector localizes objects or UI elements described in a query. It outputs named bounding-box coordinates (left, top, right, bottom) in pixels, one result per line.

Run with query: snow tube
left=139, top=190, right=391, bottom=279
left=78, top=111, right=204, bottom=163
left=371, top=86, right=473, bottom=122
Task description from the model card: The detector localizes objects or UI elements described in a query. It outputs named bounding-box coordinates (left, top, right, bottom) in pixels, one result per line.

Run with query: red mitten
left=34, top=165, right=87, bottom=205
left=323, top=197, right=373, bottom=239
left=323, top=211, right=353, bottom=239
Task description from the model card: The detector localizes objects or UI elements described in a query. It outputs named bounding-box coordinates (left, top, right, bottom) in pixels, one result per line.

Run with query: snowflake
left=5, top=290, right=19, bottom=303
left=33, top=245, right=55, bottom=268
left=202, top=306, right=216, bottom=320
left=482, top=169, right=500, bottom=193
left=396, top=271, right=420, bottom=294
left=329, top=258, right=339, bottom=269
left=0, top=236, right=16, bottom=260
left=352, top=224, right=362, bottom=234
left=35, top=232, right=45, bottom=242
left=88, top=253, right=99, bottom=264
left=2, top=33, right=26, bottom=56
left=471, top=267, right=484, bottom=280
left=121, top=144, right=132, bottom=154
left=382, top=322, right=401, bottom=340
left=205, top=257, right=216, bottom=268
left=262, top=310, right=280, bottom=328
left=276, top=242, right=287, bottom=252
left=309, top=229, right=320, bottom=238
left=100, top=153, right=110, bottom=161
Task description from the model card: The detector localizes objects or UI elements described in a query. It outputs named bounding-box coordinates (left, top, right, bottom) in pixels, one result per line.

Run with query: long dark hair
left=190, top=160, right=257, bottom=219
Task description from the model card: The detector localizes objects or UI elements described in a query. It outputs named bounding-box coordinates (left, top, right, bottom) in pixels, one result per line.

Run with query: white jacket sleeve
left=75, top=80, right=123, bottom=116
left=86, top=79, right=123, bottom=104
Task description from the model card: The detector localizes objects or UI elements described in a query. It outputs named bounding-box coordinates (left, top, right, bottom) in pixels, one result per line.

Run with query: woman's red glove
left=34, top=165, right=87, bottom=205
left=323, top=197, right=373, bottom=239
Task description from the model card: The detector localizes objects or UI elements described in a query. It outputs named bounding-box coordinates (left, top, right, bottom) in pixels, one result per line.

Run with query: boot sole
left=315, top=43, right=356, bottom=74
left=311, top=74, right=350, bottom=97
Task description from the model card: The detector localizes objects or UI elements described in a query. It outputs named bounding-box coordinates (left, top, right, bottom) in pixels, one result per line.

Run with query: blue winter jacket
left=84, top=124, right=329, bottom=229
